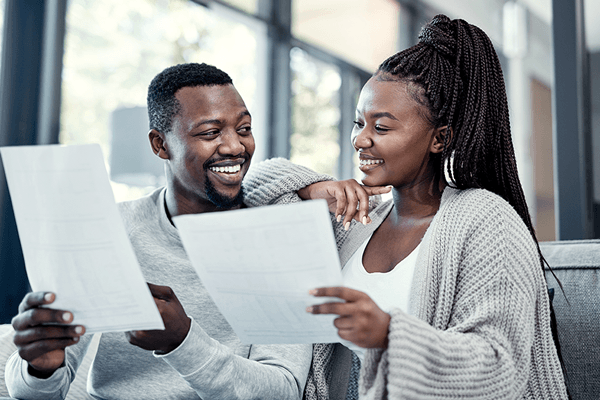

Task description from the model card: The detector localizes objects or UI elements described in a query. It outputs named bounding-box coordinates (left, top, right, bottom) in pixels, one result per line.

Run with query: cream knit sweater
left=244, top=158, right=569, bottom=399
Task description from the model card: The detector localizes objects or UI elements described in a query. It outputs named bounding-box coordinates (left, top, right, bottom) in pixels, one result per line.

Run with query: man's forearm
left=157, top=320, right=311, bottom=399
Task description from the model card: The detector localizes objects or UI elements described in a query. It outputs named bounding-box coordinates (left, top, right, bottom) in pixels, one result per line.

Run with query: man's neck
left=163, top=187, right=242, bottom=225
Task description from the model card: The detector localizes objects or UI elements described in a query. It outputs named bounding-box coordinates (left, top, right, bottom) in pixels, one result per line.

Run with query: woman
left=298, top=14, right=569, bottom=399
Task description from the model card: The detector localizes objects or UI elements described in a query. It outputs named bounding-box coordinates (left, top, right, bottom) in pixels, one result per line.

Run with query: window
left=61, top=0, right=265, bottom=201
left=221, top=0, right=258, bottom=15
left=292, top=0, right=399, bottom=72
left=290, top=47, right=341, bottom=177
left=0, top=0, right=4, bottom=76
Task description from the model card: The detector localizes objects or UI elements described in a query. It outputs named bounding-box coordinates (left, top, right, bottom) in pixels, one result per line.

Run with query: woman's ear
left=431, top=126, right=452, bottom=154
left=149, top=129, right=169, bottom=160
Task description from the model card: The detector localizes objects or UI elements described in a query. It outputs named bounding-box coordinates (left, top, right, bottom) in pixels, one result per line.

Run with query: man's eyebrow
left=191, top=119, right=222, bottom=130
left=190, top=111, right=251, bottom=130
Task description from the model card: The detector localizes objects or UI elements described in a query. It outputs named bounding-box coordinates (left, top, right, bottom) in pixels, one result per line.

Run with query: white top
left=340, top=234, right=419, bottom=361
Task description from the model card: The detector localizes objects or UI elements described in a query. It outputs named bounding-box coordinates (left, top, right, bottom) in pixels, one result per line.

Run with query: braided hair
left=378, top=15, right=529, bottom=232
left=377, top=14, right=568, bottom=387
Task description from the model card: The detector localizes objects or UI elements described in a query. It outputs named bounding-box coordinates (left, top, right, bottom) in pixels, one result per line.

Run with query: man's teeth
left=210, top=164, right=242, bottom=173
left=360, top=159, right=383, bottom=166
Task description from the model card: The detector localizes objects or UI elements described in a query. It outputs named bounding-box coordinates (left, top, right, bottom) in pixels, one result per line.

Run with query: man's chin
left=205, top=184, right=244, bottom=209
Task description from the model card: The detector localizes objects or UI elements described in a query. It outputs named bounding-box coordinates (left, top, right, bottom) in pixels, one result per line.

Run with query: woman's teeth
left=359, top=159, right=383, bottom=166
left=210, top=164, right=241, bottom=173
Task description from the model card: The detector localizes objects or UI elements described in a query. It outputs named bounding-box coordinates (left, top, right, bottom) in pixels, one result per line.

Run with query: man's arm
left=127, top=284, right=311, bottom=399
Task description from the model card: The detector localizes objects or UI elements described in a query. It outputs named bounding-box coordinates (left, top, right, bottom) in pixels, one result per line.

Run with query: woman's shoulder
left=437, top=187, right=534, bottom=246
left=441, top=187, right=520, bottom=221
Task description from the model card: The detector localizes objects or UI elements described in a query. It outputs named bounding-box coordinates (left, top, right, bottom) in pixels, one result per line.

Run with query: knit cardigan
left=243, top=158, right=569, bottom=400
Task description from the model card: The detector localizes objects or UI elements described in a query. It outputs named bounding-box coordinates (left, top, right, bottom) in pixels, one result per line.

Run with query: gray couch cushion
left=541, top=239, right=600, bottom=400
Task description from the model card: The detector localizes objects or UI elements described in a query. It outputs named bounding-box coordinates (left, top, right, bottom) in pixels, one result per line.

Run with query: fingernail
left=306, top=306, right=313, bottom=313
left=75, top=326, right=83, bottom=334
left=344, top=221, right=350, bottom=231
left=308, top=289, right=317, bottom=295
left=63, top=312, right=72, bottom=322
left=336, top=215, right=342, bottom=222
left=362, top=216, right=367, bottom=225
left=44, top=293, right=53, bottom=302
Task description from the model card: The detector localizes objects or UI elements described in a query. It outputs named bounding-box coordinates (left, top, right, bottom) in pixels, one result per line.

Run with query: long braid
left=377, top=14, right=569, bottom=391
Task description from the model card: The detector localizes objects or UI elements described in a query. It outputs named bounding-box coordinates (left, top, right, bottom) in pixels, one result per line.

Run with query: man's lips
left=205, top=157, right=248, bottom=175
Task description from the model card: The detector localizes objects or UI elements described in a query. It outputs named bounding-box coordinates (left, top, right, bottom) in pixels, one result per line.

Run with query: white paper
left=0, top=144, right=164, bottom=333
left=174, top=200, right=343, bottom=344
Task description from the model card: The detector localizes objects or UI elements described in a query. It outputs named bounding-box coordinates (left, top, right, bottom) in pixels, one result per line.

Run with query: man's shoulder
left=117, top=187, right=163, bottom=228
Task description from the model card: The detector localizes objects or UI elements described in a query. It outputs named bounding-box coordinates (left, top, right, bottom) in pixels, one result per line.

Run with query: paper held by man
left=1, top=144, right=342, bottom=343
left=0, top=144, right=165, bottom=333
left=174, top=200, right=343, bottom=344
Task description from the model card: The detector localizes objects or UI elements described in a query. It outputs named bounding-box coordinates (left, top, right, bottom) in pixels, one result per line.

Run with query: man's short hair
left=147, top=63, right=233, bottom=134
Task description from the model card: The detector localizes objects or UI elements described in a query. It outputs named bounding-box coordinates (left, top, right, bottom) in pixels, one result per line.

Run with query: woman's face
left=351, top=76, right=443, bottom=189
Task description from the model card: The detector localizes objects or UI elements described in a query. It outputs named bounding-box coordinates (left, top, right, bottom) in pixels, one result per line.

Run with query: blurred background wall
left=0, top=0, right=598, bottom=322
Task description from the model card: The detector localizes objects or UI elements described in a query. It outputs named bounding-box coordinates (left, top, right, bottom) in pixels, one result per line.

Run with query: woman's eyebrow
left=369, top=111, right=399, bottom=121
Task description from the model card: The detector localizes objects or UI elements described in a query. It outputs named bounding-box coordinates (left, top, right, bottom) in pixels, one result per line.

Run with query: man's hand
left=306, top=287, right=390, bottom=349
left=298, top=180, right=391, bottom=230
left=125, top=283, right=191, bottom=354
left=11, top=292, right=86, bottom=378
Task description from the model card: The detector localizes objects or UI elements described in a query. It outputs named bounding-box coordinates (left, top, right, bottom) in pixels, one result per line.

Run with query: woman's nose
left=352, top=129, right=371, bottom=151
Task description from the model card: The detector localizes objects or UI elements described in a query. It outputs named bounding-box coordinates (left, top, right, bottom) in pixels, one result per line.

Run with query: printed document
left=174, top=200, right=343, bottom=344
left=0, top=144, right=164, bottom=333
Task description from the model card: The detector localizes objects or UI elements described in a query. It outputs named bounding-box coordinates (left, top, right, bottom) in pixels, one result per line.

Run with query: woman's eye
left=353, top=120, right=364, bottom=128
left=375, top=124, right=389, bottom=132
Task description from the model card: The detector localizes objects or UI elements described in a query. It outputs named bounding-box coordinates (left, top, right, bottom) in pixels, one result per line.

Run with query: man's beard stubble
left=204, top=175, right=245, bottom=209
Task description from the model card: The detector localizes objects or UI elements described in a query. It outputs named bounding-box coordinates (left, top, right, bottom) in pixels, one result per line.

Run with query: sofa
left=540, top=239, right=600, bottom=400
left=1, top=239, right=598, bottom=399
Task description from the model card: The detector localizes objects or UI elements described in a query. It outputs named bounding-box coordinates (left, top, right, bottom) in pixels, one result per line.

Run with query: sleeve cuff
left=20, top=359, right=68, bottom=393
left=154, top=317, right=223, bottom=377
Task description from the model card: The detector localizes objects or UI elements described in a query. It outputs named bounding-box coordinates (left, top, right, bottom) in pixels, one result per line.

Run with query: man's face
left=163, top=84, right=255, bottom=209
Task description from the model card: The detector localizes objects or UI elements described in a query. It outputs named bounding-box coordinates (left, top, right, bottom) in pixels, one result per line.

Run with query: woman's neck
left=390, top=177, right=446, bottom=221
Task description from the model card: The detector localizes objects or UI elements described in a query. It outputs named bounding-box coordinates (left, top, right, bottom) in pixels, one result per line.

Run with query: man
left=5, top=63, right=330, bottom=400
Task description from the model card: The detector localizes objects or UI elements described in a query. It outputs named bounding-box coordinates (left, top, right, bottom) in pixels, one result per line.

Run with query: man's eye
left=353, top=120, right=364, bottom=128
left=196, top=130, right=219, bottom=137
left=238, top=126, right=252, bottom=135
left=375, top=125, right=389, bottom=132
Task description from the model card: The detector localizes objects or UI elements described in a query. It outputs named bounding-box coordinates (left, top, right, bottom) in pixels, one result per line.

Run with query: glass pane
left=221, top=0, right=258, bottom=15
left=61, top=0, right=262, bottom=202
left=0, top=0, right=4, bottom=76
left=292, top=0, right=399, bottom=72
left=290, top=47, right=341, bottom=177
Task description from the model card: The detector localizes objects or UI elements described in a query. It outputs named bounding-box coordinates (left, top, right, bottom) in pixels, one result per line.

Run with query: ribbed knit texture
left=355, top=188, right=568, bottom=399
left=243, top=157, right=334, bottom=208
left=296, top=184, right=568, bottom=399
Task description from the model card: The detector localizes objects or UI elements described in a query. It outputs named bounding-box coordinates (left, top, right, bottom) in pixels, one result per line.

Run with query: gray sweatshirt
left=6, top=159, right=332, bottom=400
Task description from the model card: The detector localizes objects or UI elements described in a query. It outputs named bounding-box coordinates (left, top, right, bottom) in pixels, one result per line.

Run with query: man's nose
left=218, top=129, right=245, bottom=155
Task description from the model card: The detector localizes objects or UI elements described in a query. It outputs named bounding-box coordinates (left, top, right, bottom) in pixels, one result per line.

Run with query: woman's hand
left=298, top=180, right=391, bottom=230
left=306, top=287, right=390, bottom=349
